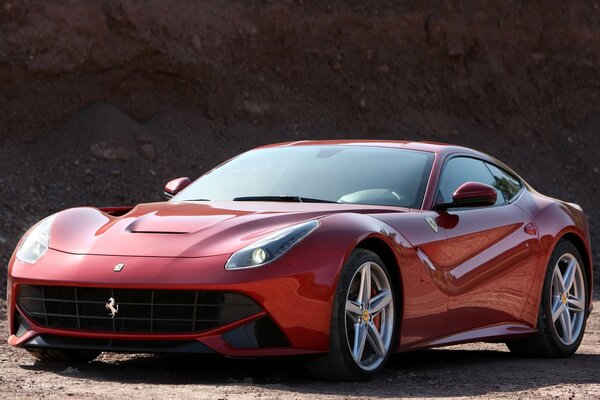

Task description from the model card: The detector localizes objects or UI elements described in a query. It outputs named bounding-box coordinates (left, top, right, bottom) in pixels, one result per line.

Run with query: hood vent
left=126, top=213, right=236, bottom=234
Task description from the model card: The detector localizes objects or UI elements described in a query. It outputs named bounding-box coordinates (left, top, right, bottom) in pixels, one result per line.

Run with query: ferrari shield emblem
left=114, top=263, right=125, bottom=272
left=425, top=217, right=438, bottom=233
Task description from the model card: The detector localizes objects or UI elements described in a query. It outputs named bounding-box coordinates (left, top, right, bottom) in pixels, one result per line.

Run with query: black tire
left=27, top=349, right=100, bottom=363
left=506, top=240, right=588, bottom=357
left=307, top=249, right=397, bottom=381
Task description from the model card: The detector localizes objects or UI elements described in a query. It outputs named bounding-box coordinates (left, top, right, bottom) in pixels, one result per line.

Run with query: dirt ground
left=1, top=293, right=599, bottom=400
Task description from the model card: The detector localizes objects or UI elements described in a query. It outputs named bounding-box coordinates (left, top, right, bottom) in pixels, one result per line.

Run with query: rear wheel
left=27, top=349, right=100, bottom=363
left=308, top=249, right=396, bottom=380
left=506, top=240, right=588, bottom=357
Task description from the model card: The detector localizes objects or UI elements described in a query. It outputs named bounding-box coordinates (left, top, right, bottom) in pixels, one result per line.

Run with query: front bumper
left=7, top=246, right=341, bottom=357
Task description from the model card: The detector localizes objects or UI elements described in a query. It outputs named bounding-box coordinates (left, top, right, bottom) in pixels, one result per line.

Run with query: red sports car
left=6, top=141, right=593, bottom=380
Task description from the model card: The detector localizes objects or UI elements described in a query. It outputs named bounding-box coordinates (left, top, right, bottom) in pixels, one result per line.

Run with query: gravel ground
left=1, top=292, right=598, bottom=400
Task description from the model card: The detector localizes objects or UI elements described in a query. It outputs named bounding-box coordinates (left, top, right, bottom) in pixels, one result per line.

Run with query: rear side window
left=437, top=157, right=505, bottom=205
left=485, top=163, right=522, bottom=202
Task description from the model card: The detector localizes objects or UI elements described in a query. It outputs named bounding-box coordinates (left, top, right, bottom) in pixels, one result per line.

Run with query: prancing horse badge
left=105, top=297, right=119, bottom=318
left=425, top=217, right=438, bottom=233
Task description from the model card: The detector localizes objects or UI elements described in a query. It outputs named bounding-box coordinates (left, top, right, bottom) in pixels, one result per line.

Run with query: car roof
left=260, top=139, right=484, bottom=159
left=260, top=139, right=525, bottom=187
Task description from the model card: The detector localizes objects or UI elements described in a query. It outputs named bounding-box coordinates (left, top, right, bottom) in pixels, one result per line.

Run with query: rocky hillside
left=1, top=1, right=599, bottom=293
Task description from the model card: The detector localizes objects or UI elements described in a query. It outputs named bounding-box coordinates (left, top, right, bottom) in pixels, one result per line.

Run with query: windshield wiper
left=233, top=195, right=337, bottom=203
left=183, top=198, right=211, bottom=202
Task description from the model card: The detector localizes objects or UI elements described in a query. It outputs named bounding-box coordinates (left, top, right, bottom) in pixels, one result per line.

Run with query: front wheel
left=308, top=249, right=396, bottom=380
left=506, top=240, right=588, bottom=357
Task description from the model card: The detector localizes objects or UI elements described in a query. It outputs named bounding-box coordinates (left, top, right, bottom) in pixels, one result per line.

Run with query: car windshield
left=172, top=145, right=434, bottom=208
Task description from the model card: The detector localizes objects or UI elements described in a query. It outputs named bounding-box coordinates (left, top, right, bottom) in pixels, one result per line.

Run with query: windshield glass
left=173, top=145, right=434, bottom=208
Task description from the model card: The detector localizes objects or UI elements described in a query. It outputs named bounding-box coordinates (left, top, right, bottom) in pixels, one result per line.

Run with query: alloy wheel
left=550, top=253, right=586, bottom=346
left=344, top=261, right=394, bottom=371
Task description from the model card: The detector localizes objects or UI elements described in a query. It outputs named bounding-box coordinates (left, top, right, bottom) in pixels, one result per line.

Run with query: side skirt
left=400, top=323, right=537, bottom=351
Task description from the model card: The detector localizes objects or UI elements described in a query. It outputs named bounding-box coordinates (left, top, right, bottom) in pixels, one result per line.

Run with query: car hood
left=49, top=201, right=407, bottom=257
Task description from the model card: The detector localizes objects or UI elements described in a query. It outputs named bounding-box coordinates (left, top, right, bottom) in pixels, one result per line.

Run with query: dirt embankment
left=1, top=1, right=600, bottom=291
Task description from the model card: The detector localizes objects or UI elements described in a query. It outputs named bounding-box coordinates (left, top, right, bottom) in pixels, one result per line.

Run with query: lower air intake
left=17, top=285, right=261, bottom=334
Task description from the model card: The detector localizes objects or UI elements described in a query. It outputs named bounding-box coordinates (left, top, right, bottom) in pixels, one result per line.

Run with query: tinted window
left=437, top=157, right=506, bottom=205
left=173, top=146, right=435, bottom=208
left=485, top=163, right=522, bottom=201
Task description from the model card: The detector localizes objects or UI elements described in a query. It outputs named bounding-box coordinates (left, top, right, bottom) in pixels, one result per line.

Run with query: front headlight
left=16, top=215, right=56, bottom=264
left=225, top=220, right=319, bottom=270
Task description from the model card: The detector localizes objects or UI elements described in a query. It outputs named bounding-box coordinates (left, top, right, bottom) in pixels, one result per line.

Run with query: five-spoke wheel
left=550, top=253, right=586, bottom=346
left=345, top=261, right=394, bottom=371
left=506, top=240, right=588, bottom=357
left=308, top=249, right=396, bottom=380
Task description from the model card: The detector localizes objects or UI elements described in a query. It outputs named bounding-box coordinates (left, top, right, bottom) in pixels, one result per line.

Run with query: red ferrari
left=6, top=141, right=593, bottom=380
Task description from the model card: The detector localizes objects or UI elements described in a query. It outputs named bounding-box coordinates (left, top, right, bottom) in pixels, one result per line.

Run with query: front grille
left=17, top=285, right=261, bottom=334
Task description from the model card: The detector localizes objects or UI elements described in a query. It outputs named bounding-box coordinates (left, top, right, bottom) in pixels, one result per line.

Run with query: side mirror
left=164, top=177, right=191, bottom=199
left=436, top=181, right=497, bottom=209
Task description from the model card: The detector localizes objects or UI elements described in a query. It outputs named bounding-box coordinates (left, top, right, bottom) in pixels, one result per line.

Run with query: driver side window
left=438, top=157, right=505, bottom=205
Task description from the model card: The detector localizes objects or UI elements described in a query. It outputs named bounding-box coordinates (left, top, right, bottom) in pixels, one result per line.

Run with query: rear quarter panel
left=516, top=190, right=593, bottom=324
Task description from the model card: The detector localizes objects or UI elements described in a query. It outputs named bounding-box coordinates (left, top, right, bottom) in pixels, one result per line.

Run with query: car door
left=435, top=156, right=540, bottom=335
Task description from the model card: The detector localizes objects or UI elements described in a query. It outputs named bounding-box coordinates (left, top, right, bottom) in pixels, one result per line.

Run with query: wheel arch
left=355, top=236, right=403, bottom=351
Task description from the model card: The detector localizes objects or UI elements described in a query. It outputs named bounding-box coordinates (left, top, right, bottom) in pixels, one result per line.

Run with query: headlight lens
left=16, top=215, right=56, bottom=264
left=225, top=220, right=319, bottom=270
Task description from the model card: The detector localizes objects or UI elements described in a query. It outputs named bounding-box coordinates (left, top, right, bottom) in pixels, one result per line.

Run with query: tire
left=308, top=249, right=397, bottom=380
left=27, top=349, right=101, bottom=363
left=506, top=240, right=588, bottom=357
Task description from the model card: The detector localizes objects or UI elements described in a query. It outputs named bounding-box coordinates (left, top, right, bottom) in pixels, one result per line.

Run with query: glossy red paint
left=524, top=223, right=537, bottom=236
left=6, top=140, right=593, bottom=360
left=450, top=181, right=497, bottom=206
left=164, top=177, right=191, bottom=197
left=49, top=202, right=409, bottom=257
